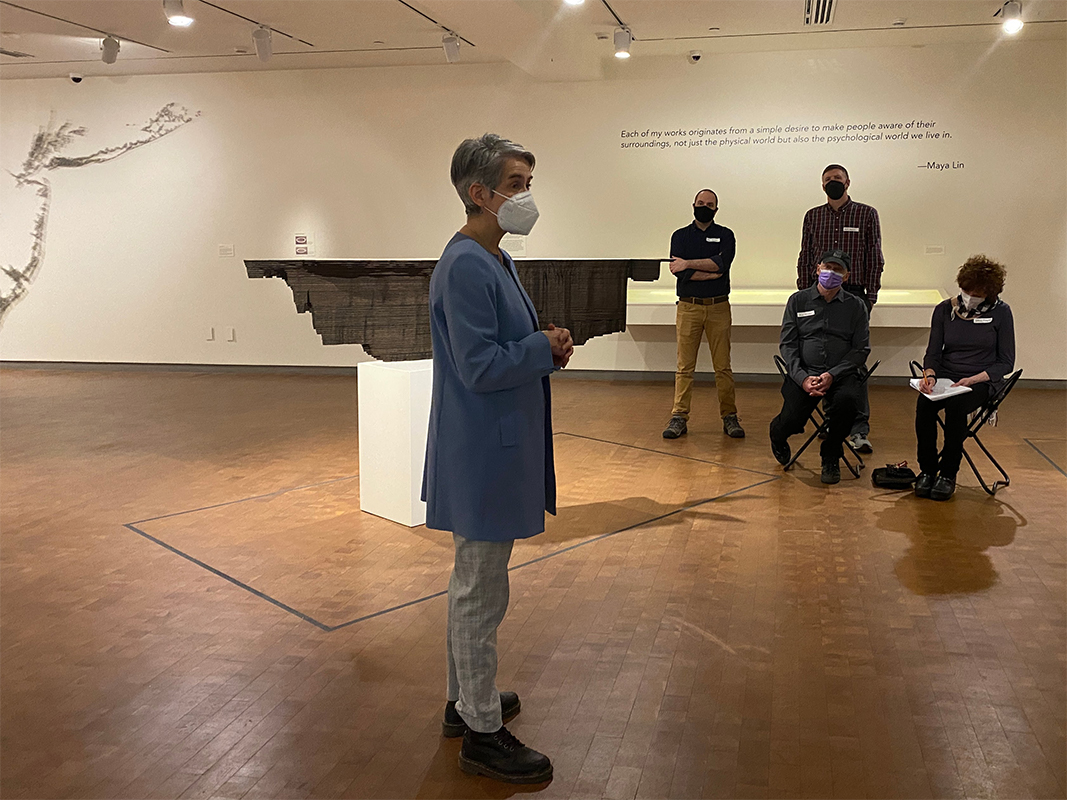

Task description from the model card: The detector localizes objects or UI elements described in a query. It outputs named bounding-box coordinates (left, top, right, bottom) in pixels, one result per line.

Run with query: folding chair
left=773, top=355, right=881, bottom=478
left=909, top=361, right=1023, bottom=495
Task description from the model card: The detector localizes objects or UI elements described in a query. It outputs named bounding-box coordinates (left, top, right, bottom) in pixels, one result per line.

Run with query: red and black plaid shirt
left=796, top=198, right=885, bottom=304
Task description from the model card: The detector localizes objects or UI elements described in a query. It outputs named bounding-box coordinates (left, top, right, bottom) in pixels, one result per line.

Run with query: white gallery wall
left=1, top=35, right=1064, bottom=377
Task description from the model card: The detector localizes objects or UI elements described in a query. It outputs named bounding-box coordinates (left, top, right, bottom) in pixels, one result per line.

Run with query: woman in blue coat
left=422, top=134, right=572, bottom=784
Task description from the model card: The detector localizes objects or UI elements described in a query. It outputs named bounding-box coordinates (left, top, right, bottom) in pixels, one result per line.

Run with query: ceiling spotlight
left=252, top=25, right=272, bottom=62
left=564, top=0, right=585, bottom=5
left=163, top=0, right=193, bottom=27
left=613, top=27, right=631, bottom=59
left=101, top=35, right=120, bottom=63
left=442, top=33, right=460, bottom=63
left=997, top=0, right=1023, bottom=33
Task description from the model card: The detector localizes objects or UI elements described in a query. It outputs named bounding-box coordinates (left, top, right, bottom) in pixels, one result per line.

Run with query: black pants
left=770, top=373, right=862, bottom=462
left=914, top=383, right=990, bottom=478
left=842, top=284, right=871, bottom=437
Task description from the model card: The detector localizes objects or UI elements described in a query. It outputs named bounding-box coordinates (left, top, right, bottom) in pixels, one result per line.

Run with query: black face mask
left=823, top=180, right=846, bottom=200
left=693, top=205, right=716, bottom=223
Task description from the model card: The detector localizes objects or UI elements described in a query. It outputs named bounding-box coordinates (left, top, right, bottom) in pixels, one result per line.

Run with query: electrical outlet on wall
left=295, top=232, right=315, bottom=256
left=218, top=244, right=235, bottom=257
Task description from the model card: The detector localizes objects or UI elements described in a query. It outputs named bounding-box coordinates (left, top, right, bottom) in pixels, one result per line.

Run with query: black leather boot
left=459, top=726, right=552, bottom=784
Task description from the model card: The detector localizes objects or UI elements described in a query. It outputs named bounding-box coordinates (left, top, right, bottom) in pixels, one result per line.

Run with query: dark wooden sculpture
left=246, top=258, right=663, bottom=361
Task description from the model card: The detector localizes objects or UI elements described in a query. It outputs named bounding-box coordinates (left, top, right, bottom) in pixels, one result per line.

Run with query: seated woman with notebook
left=914, top=256, right=1015, bottom=500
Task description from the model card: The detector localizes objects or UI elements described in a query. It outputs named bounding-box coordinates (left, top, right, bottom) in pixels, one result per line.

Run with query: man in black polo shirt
left=662, top=189, right=744, bottom=440
left=770, top=249, right=870, bottom=484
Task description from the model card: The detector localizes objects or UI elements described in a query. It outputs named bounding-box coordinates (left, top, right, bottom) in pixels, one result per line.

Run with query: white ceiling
left=1, top=0, right=1064, bottom=80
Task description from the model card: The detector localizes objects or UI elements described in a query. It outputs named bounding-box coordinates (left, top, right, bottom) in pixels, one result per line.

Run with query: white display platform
left=356, top=359, right=432, bottom=527
left=627, top=264, right=946, bottom=328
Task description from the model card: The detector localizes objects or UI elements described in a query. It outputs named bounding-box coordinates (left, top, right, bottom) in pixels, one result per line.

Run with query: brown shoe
left=723, top=414, right=745, bottom=438
left=662, top=416, right=687, bottom=439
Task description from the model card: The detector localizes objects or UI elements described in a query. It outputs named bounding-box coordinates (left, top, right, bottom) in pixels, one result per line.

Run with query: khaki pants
left=672, top=299, right=737, bottom=420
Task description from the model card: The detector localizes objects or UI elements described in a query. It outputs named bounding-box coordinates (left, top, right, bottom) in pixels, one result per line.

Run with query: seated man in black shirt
left=770, top=249, right=870, bottom=484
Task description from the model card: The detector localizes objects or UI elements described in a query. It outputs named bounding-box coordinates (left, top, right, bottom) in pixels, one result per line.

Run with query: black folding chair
left=774, top=355, right=881, bottom=478
left=909, top=361, right=1023, bottom=495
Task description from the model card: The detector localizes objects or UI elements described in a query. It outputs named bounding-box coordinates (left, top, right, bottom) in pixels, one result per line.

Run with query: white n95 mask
left=491, top=190, right=539, bottom=235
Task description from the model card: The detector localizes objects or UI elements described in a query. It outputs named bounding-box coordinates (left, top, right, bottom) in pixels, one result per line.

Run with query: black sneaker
left=914, top=472, right=935, bottom=498
left=769, top=423, right=791, bottom=465
left=662, top=416, right=687, bottom=439
left=443, top=692, right=521, bottom=738
left=459, top=726, right=553, bottom=784
left=723, top=414, right=745, bottom=438
left=821, top=460, right=841, bottom=484
left=930, top=475, right=956, bottom=501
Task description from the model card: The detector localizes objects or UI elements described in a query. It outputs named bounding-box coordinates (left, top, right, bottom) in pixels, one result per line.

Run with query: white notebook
left=909, top=377, right=973, bottom=401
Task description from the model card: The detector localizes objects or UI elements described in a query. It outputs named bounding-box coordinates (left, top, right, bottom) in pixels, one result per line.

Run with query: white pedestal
left=357, top=359, right=433, bottom=527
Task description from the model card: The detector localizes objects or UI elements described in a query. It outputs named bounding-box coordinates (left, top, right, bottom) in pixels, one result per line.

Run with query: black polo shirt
left=670, top=221, right=736, bottom=299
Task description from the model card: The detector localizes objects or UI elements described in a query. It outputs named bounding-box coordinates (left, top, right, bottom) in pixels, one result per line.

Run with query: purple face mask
left=818, top=269, right=845, bottom=290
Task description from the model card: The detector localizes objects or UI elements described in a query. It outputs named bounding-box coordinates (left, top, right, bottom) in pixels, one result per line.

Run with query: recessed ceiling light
left=163, top=0, right=194, bottom=27
left=998, top=0, right=1023, bottom=33
left=564, top=0, right=585, bottom=5
left=892, top=18, right=907, bottom=26
left=373, top=40, right=385, bottom=45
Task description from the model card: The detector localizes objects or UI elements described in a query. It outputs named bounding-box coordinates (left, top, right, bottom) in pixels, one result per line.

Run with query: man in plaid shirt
left=796, top=164, right=884, bottom=453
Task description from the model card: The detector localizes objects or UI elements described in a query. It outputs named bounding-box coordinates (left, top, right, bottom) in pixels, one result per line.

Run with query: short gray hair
left=450, top=133, right=535, bottom=216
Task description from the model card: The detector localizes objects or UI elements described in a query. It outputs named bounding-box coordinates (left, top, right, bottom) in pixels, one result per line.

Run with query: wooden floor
left=1, top=367, right=1064, bottom=800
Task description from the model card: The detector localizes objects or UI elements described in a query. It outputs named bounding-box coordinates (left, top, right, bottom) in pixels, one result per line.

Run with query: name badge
left=797, top=310, right=816, bottom=318
left=973, top=317, right=992, bottom=324
left=844, top=226, right=860, bottom=232
left=706, top=237, right=720, bottom=242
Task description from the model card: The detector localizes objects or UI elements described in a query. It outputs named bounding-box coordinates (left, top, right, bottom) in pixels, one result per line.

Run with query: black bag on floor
left=872, top=462, right=917, bottom=489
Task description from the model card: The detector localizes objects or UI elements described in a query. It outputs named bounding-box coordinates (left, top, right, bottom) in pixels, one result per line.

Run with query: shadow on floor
left=875, top=492, right=1024, bottom=595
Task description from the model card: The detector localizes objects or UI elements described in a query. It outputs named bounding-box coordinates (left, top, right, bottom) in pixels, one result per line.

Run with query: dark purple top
left=923, top=299, right=1015, bottom=384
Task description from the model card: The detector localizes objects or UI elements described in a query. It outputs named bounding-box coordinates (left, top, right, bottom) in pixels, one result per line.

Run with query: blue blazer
left=422, top=233, right=557, bottom=541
